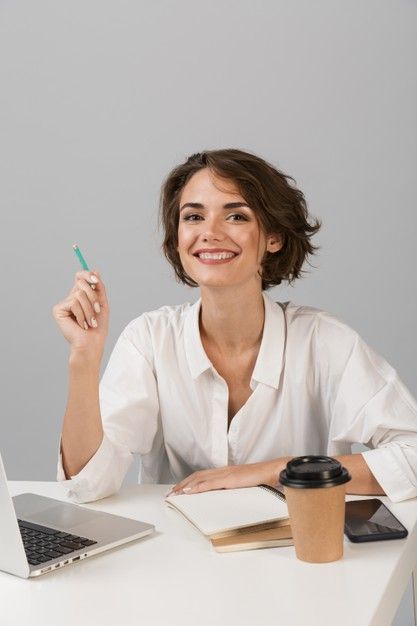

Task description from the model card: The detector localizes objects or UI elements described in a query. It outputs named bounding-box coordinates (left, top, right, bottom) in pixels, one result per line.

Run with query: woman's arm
left=169, top=453, right=385, bottom=496
left=335, top=453, right=384, bottom=495
left=57, top=326, right=160, bottom=503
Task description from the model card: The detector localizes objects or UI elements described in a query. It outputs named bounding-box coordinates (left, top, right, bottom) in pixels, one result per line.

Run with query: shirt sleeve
left=56, top=321, right=160, bottom=503
left=322, top=318, right=417, bottom=502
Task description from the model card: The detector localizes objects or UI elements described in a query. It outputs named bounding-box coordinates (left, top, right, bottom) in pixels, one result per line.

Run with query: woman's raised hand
left=52, top=269, right=110, bottom=360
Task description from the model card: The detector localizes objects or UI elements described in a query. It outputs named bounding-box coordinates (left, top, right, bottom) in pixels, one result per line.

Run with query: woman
left=53, top=148, right=417, bottom=504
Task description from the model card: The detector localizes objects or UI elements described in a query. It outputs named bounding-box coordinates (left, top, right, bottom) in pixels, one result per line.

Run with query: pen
left=72, top=244, right=96, bottom=289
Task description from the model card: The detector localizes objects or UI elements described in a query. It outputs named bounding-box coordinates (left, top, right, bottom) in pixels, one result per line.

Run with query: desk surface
left=2, top=482, right=417, bottom=626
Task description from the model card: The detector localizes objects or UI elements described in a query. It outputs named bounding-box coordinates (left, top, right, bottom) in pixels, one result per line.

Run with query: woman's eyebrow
left=179, top=202, right=249, bottom=212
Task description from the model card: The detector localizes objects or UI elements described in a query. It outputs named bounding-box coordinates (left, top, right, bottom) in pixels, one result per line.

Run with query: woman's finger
left=75, top=288, right=98, bottom=327
left=63, top=297, right=89, bottom=330
left=185, top=480, right=213, bottom=494
left=74, top=269, right=102, bottom=292
left=172, top=474, right=222, bottom=495
left=76, top=279, right=102, bottom=313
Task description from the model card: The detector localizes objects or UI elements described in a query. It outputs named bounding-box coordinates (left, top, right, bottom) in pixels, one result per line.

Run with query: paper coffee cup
left=279, top=456, right=351, bottom=563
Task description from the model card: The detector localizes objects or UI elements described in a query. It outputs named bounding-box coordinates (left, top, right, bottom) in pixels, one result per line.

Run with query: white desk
left=2, top=482, right=417, bottom=626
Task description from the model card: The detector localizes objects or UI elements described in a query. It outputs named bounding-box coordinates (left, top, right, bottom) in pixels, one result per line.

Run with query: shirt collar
left=184, top=291, right=286, bottom=389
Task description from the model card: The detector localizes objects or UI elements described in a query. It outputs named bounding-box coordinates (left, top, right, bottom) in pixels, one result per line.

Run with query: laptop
left=0, top=453, right=155, bottom=578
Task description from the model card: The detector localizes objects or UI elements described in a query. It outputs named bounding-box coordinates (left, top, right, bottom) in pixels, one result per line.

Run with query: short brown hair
left=159, top=148, right=321, bottom=290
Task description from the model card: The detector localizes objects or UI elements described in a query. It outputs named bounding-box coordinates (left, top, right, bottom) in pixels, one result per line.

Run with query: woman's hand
left=52, top=269, right=110, bottom=361
left=167, top=457, right=292, bottom=496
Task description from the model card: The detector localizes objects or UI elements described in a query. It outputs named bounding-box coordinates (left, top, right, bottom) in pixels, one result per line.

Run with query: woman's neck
left=199, top=283, right=265, bottom=356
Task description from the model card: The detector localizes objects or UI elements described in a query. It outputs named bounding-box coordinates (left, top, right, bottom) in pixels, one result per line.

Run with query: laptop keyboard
left=18, top=519, right=97, bottom=566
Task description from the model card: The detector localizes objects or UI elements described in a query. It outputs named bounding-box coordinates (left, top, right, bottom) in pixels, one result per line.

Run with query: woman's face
left=177, top=168, right=281, bottom=290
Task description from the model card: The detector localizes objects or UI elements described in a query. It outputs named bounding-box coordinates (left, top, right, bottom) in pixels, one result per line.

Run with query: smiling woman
left=160, top=149, right=321, bottom=290
left=55, top=148, right=417, bottom=506
left=176, top=169, right=285, bottom=291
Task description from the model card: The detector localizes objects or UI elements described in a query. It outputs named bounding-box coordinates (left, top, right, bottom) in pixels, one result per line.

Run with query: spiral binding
left=258, top=484, right=286, bottom=502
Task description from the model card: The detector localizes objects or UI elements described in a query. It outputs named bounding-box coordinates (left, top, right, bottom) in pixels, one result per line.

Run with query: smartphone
left=344, top=498, right=408, bottom=543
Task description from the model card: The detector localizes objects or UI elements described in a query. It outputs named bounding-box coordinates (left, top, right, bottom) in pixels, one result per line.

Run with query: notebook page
left=165, top=486, right=289, bottom=536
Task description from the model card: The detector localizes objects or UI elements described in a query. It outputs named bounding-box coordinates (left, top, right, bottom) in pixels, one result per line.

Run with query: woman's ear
left=266, top=234, right=283, bottom=254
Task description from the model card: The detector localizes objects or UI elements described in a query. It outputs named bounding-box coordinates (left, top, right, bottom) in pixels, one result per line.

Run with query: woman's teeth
left=198, top=252, right=236, bottom=260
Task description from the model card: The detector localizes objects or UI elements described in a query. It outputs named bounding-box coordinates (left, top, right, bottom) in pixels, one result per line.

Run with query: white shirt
left=57, top=292, right=417, bottom=504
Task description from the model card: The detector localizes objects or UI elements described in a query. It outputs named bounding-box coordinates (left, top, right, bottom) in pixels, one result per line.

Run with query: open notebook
left=165, top=485, right=293, bottom=552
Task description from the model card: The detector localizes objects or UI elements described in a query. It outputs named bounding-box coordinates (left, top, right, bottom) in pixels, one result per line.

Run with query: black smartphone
left=344, top=498, right=408, bottom=543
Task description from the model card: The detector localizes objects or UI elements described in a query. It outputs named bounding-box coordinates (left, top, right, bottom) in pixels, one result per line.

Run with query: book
left=211, top=524, right=293, bottom=553
left=165, top=485, right=291, bottom=550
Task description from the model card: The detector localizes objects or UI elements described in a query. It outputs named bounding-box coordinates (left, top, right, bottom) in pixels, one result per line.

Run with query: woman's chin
left=184, top=265, right=258, bottom=291
left=194, top=275, right=255, bottom=291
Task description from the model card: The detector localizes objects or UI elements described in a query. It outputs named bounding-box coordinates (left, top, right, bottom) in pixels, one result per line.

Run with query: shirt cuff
left=56, top=434, right=132, bottom=503
left=361, top=447, right=417, bottom=503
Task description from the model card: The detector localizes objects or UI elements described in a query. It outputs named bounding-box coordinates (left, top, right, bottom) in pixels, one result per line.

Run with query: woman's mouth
left=193, top=250, right=238, bottom=264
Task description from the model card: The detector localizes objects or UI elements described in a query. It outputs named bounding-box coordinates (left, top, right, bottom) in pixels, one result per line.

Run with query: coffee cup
left=279, top=455, right=351, bottom=563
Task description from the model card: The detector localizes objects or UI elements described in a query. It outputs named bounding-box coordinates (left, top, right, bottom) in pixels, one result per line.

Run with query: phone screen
left=344, top=499, right=408, bottom=542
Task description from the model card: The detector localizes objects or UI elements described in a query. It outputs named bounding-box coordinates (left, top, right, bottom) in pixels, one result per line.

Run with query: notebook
left=165, top=484, right=289, bottom=541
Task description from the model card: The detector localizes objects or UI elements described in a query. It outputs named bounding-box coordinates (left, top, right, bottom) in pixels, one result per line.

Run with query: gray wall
left=1, top=2, right=416, bottom=623
left=1, top=0, right=416, bottom=477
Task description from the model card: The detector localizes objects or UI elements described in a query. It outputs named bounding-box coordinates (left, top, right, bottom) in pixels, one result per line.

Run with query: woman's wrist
left=266, top=457, right=292, bottom=488
left=69, top=347, right=102, bottom=371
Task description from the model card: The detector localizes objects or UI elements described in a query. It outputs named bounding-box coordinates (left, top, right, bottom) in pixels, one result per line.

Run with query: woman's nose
left=200, top=217, right=226, bottom=241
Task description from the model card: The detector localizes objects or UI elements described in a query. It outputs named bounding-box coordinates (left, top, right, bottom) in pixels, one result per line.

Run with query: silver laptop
left=0, top=453, right=154, bottom=578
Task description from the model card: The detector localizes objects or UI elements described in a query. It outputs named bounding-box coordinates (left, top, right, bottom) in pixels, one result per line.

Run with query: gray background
left=0, top=2, right=416, bottom=623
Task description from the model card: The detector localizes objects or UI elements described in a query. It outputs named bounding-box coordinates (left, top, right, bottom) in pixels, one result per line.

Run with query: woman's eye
left=182, top=214, right=203, bottom=221
left=228, top=213, right=248, bottom=221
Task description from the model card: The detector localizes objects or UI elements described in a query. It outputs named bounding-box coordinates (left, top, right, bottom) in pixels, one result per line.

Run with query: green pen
left=72, top=244, right=96, bottom=288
